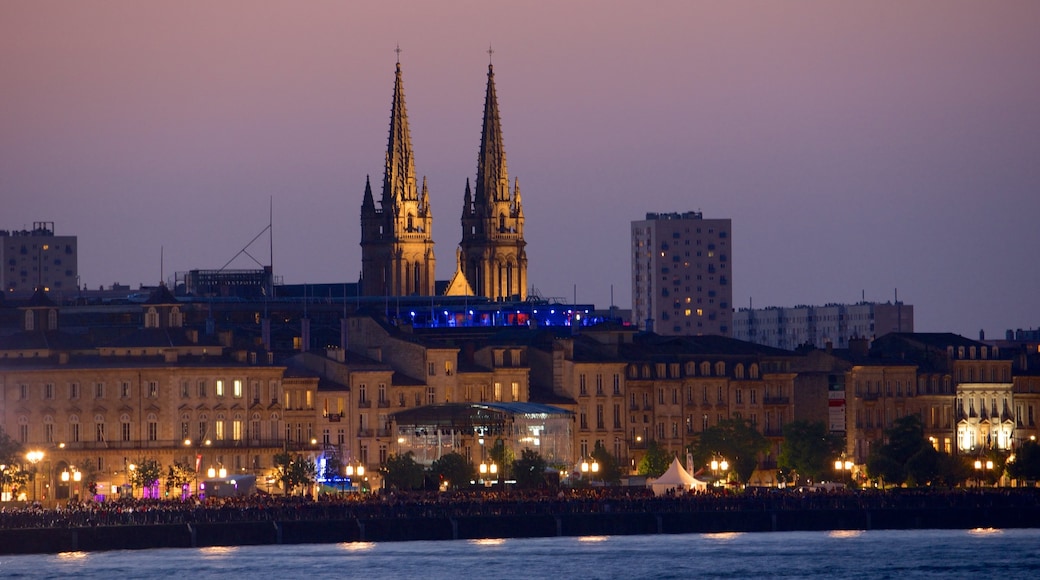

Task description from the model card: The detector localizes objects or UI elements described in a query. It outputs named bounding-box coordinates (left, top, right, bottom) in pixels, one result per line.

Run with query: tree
left=591, top=441, right=623, bottom=484
left=274, top=452, right=316, bottom=496
left=512, top=448, right=548, bottom=489
left=778, top=420, right=844, bottom=484
left=429, top=452, right=475, bottom=490
left=690, top=418, right=769, bottom=484
left=129, top=459, right=162, bottom=494
left=165, top=460, right=196, bottom=497
left=866, top=414, right=930, bottom=486
left=637, top=440, right=672, bottom=478
left=0, top=428, right=26, bottom=499
left=382, top=452, right=425, bottom=491
left=488, top=438, right=515, bottom=480
left=1008, top=440, right=1040, bottom=482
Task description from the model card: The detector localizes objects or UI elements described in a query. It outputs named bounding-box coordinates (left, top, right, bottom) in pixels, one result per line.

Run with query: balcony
left=858, top=392, right=881, bottom=401
left=763, top=396, right=789, bottom=406
left=377, top=399, right=390, bottom=408
left=357, top=429, right=374, bottom=438
left=358, top=399, right=372, bottom=409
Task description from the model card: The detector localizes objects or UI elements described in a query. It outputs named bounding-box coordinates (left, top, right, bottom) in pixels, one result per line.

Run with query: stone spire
left=475, top=64, right=509, bottom=208
left=382, top=62, right=418, bottom=209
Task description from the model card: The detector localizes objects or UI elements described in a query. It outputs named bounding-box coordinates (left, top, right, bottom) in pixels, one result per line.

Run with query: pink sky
left=2, top=1, right=1039, bottom=337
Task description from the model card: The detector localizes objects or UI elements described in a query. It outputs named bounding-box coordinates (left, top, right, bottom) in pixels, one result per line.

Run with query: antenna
left=160, top=246, right=164, bottom=285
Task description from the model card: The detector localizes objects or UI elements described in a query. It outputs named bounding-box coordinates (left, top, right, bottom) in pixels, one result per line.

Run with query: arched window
left=700, top=362, right=711, bottom=376
left=749, top=364, right=760, bottom=379
left=145, top=307, right=159, bottom=328
left=24, top=310, right=34, bottom=331
left=734, top=364, right=745, bottom=380
left=715, top=362, right=726, bottom=376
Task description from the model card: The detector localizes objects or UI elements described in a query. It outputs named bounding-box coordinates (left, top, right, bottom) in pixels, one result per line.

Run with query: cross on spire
left=395, top=44, right=402, bottom=64
left=488, top=44, right=494, bottom=65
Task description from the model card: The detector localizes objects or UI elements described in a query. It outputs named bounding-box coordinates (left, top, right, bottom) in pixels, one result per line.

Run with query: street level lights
left=710, top=457, right=729, bottom=488
left=974, top=459, right=994, bottom=487
left=479, top=461, right=499, bottom=487
left=580, top=458, right=599, bottom=484
left=834, top=456, right=854, bottom=486
left=345, top=462, right=365, bottom=492
left=61, top=467, right=82, bottom=500
left=26, top=451, right=44, bottom=502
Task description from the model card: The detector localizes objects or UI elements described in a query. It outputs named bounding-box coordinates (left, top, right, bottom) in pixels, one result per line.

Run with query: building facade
left=360, top=62, right=436, bottom=297
left=458, top=64, right=527, bottom=301
left=733, top=301, right=914, bottom=350
left=1, top=222, right=78, bottom=299
left=631, top=212, right=732, bottom=336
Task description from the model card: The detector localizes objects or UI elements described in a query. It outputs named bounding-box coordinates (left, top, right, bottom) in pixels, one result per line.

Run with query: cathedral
left=360, top=60, right=527, bottom=301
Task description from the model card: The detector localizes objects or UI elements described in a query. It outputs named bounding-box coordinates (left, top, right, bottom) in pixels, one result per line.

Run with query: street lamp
left=479, top=461, right=498, bottom=487
left=974, top=459, right=994, bottom=487
left=710, top=457, right=729, bottom=488
left=61, top=467, right=83, bottom=501
left=26, top=450, right=44, bottom=502
left=345, top=462, right=365, bottom=491
left=579, top=458, right=600, bottom=484
left=834, top=456, right=854, bottom=486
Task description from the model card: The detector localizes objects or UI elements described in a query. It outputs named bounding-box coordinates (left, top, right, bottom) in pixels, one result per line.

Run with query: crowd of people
left=1, top=486, right=1038, bottom=530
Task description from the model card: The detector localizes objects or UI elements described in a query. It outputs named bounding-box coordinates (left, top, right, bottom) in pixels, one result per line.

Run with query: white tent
left=649, top=457, right=708, bottom=496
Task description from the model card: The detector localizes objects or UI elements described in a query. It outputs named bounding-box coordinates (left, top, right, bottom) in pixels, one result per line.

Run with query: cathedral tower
left=360, top=61, right=436, bottom=296
left=458, top=64, right=527, bottom=301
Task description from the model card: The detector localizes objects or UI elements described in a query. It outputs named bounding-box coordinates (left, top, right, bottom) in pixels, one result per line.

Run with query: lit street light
left=25, top=450, right=44, bottom=503
left=974, top=459, right=994, bottom=487
left=834, top=455, right=854, bottom=486
left=710, top=457, right=729, bottom=488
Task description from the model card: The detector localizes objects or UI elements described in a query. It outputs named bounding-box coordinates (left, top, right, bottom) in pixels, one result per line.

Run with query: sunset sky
left=2, top=1, right=1038, bottom=338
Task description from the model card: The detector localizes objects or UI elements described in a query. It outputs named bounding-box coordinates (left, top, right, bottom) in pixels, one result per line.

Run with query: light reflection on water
left=1, top=528, right=1038, bottom=579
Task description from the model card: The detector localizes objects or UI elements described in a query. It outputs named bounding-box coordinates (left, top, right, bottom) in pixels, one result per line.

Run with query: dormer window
left=145, top=307, right=159, bottom=328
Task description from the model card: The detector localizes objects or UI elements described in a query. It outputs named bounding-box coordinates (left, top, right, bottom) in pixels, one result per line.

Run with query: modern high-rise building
left=0, top=222, right=78, bottom=298
left=732, top=302, right=914, bottom=350
left=631, top=212, right=732, bottom=336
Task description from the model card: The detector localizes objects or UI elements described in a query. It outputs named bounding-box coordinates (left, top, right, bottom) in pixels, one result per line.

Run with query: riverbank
left=2, top=504, right=1039, bottom=555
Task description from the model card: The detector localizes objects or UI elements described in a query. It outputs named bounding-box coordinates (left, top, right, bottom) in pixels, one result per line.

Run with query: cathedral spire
left=361, top=175, right=375, bottom=214
left=383, top=61, right=418, bottom=208
left=475, top=64, right=508, bottom=207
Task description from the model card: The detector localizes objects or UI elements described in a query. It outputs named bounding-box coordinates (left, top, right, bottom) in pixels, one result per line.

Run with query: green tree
left=429, top=452, right=475, bottom=490
left=778, top=420, right=844, bottom=484
left=690, top=418, right=769, bottom=484
left=866, top=414, right=929, bottom=486
left=488, top=438, right=515, bottom=480
left=165, top=460, right=196, bottom=497
left=1008, top=440, right=1040, bottom=482
left=129, top=458, right=163, bottom=492
left=590, top=441, right=623, bottom=484
left=512, top=448, right=549, bottom=489
left=274, top=452, right=317, bottom=496
left=0, top=428, right=26, bottom=499
left=637, top=440, right=672, bottom=478
left=381, top=452, right=425, bottom=490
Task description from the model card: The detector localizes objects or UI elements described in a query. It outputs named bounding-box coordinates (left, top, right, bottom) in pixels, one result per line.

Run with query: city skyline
left=2, top=1, right=1039, bottom=338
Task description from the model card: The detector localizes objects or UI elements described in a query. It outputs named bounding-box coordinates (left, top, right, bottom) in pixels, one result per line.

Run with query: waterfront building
left=631, top=211, right=732, bottom=336
left=733, top=301, right=914, bottom=350
left=0, top=287, right=289, bottom=503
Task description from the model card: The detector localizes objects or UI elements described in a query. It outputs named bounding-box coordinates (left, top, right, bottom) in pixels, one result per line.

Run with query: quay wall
left=2, top=506, right=1038, bottom=555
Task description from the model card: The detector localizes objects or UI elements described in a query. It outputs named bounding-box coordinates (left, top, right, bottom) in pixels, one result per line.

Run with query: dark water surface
left=1, top=527, right=1038, bottom=579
